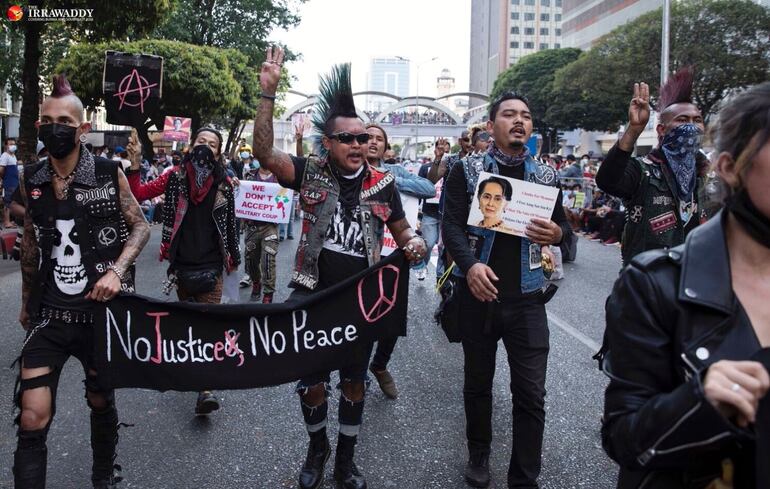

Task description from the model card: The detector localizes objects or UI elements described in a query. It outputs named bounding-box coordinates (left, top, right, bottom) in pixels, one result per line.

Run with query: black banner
left=102, top=50, right=163, bottom=126
left=94, top=252, right=409, bottom=391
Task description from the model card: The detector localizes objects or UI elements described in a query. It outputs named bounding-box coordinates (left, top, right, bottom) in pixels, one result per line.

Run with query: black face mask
left=727, top=188, right=770, bottom=249
left=38, top=123, right=78, bottom=159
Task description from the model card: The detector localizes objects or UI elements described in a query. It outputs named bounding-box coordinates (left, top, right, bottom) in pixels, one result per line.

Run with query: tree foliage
left=491, top=48, right=581, bottom=133
left=153, top=0, right=303, bottom=67
left=549, top=0, right=770, bottom=131
left=14, top=0, right=172, bottom=162
left=152, top=0, right=302, bottom=151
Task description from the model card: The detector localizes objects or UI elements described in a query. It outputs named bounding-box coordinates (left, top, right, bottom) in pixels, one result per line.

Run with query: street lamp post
left=661, top=0, right=670, bottom=85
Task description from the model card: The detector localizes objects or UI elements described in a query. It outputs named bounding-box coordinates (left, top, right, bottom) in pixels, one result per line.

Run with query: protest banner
left=103, top=51, right=163, bottom=126
left=381, top=195, right=419, bottom=256
left=234, top=180, right=294, bottom=223
left=93, top=252, right=410, bottom=391
left=467, top=171, right=560, bottom=237
left=162, top=116, right=191, bottom=142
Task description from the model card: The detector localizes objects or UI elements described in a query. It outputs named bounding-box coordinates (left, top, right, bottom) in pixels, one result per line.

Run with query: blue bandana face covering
left=660, top=123, right=703, bottom=201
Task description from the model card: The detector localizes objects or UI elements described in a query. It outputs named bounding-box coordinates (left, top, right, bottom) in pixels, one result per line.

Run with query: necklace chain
left=50, top=166, right=76, bottom=198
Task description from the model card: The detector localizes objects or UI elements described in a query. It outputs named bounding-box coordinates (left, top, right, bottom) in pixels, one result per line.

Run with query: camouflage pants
left=244, top=222, right=279, bottom=294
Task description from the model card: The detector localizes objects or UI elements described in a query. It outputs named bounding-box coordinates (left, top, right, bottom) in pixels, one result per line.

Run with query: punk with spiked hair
left=251, top=46, right=426, bottom=489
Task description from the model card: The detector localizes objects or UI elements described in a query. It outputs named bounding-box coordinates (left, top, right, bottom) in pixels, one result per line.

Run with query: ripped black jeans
left=14, top=317, right=121, bottom=487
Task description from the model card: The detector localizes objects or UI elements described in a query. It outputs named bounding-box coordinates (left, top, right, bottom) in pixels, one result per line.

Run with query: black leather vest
left=24, top=152, right=135, bottom=317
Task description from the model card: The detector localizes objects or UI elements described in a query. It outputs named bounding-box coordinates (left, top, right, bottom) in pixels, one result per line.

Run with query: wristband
left=260, top=93, right=277, bottom=100
left=107, top=264, right=126, bottom=282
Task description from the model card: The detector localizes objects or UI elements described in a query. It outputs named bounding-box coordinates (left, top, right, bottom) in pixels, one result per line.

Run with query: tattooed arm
left=387, top=217, right=427, bottom=263
left=253, top=46, right=296, bottom=186
left=87, top=171, right=150, bottom=302
left=18, top=179, right=39, bottom=329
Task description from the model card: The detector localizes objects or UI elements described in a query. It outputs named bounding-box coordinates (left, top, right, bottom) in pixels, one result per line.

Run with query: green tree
left=57, top=39, right=242, bottom=159
left=153, top=0, right=304, bottom=67
left=491, top=48, right=581, bottom=154
left=153, top=0, right=304, bottom=153
left=14, top=0, right=173, bottom=162
left=549, top=0, right=770, bottom=132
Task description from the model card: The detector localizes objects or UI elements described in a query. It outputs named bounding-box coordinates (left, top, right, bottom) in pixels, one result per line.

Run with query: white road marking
left=547, top=311, right=601, bottom=352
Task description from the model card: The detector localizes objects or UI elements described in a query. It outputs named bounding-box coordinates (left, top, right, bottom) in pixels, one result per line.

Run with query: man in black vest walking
left=14, top=75, right=150, bottom=488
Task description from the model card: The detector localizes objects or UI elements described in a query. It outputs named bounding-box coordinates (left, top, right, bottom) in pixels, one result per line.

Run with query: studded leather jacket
left=160, top=164, right=240, bottom=273
left=596, top=145, right=713, bottom=266
left=600, top=210, right=762, bottom=488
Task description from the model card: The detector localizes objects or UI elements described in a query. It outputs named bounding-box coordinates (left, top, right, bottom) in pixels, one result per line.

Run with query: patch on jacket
left=649, top=211, right=677, bottom=234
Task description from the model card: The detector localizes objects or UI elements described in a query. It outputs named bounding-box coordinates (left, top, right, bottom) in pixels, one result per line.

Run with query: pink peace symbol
left=357, top=264, right=400, bottom=323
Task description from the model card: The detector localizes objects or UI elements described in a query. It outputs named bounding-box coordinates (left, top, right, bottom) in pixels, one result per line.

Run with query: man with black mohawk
left=13, top=74, right=150, bottom=488
left=596, top=68, right=710, bottom=265
left=253, top=47, right=427, bottom=489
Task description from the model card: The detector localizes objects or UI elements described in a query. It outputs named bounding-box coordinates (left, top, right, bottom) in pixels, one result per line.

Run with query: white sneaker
left=415, top=268, right=427, bottom=281
left=239, top=274, right=252, bottom=288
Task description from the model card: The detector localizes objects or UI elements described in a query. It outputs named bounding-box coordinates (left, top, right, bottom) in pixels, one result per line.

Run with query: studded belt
left=39, top=307, right=94, bottom=324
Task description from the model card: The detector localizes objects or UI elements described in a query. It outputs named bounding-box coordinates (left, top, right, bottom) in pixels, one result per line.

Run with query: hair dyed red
left=50, top=74, right=75, bottom=98
left=658, top=66, right=694, bottom=110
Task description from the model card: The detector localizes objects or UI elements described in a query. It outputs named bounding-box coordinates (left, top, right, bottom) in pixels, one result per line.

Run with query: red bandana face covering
left=185, top=146, right=216, bottom=205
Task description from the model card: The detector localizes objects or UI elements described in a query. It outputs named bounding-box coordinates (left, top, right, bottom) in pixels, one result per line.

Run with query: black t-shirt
left=41, top=199, right=93, bottom=312
left=174, top=182, right=223, bottom=271
left=282, top=157, right=405, bottom=290
left=486, top=164, right=524, bottom=298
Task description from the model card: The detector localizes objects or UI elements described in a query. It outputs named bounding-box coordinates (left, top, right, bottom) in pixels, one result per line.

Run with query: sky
left=269, top=0, right=471, bottom=100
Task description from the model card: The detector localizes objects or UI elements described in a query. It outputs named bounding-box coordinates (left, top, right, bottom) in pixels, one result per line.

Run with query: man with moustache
left=253, top=47, right=427, bottom=489
left=442, top=92, right=571, bottom=488
left=364, top=122, right=435, bottom=398
left=13, top=75, right=150, bottom=488
left=596, top=68, right=711, bottom=265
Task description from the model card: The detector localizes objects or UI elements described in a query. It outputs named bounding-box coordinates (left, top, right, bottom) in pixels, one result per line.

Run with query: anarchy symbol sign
left=98, top=227, right=118, bottom=247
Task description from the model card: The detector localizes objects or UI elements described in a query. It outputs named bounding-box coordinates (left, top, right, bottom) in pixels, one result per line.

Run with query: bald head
left=40, top=95, right=84, bottom=125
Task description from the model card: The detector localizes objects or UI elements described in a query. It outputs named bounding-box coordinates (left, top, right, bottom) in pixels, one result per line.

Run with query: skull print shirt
left=41, top=199, right=92, bottom=312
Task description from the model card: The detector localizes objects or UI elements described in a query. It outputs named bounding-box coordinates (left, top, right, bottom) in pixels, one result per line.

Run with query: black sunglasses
left=329, top=132, right=370, bottom=145
left=477, top=132, right=491, bottom=141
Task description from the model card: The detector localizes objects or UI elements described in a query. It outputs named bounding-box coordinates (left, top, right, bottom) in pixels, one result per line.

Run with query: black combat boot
left=333, top=434, right=366, bottom=489
left=464, top=451, right=490, bottom=488
left=13, top=429, right=48, bottom=489
left=299, top=428, right=331, bottom=489
left=91, top=407, right=122, bottom=489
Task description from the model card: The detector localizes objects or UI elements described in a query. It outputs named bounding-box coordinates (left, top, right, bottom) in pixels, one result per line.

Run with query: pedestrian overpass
left=262, top=89, right=490, bottom=158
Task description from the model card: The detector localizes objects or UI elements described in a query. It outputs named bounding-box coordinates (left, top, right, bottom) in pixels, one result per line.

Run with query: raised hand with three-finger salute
left=260, top=45, right=284, bottom=98
left=618, top=82, right=650, bottom=152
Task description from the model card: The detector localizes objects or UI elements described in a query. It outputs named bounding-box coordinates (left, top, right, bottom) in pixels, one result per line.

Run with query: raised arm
left=596, top=83, right=649, bottom=199
left=253, top=46, right=295, bottom=184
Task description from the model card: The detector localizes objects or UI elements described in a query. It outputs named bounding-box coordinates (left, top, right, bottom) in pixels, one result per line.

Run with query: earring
left=79, top=134, right=88, bottom=144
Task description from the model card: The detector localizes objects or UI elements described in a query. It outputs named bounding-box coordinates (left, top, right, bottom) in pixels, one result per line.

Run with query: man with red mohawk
left=13, top=74, right=149, bottom=488
left=596, top=68, right=711, bottom=265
